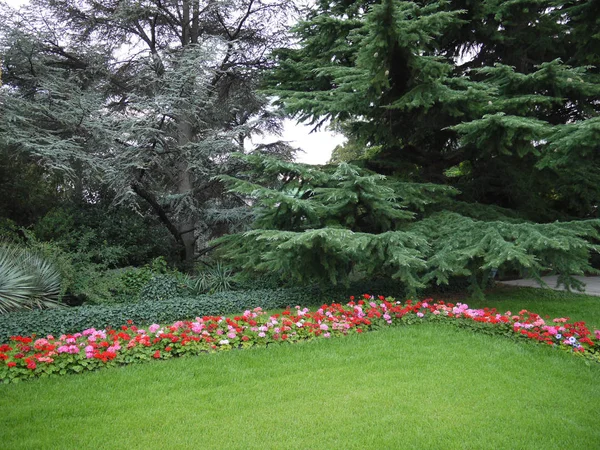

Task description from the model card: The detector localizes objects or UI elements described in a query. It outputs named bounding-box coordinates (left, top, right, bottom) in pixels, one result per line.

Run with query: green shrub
left=193, top=263, right=237, bottom=294
left=138, top=274, right=182, bottom=302
left=0, top=288, right=320, bottom=342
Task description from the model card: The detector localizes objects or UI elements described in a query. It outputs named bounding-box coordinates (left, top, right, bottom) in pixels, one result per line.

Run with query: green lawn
left=472, top=285, right=600, bottom=330
left=1, top=321, right=599, bottom=449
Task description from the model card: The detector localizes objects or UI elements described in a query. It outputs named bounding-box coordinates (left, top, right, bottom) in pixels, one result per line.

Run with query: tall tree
left=267, top=0, right=600, bottom=220
left=213, top=0, right=600, bottom=294
left=0, top=0, right=295, bottom=263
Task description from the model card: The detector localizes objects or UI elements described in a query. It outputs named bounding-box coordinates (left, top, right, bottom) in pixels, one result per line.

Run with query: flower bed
left=1, top=296, right=599, bottom=383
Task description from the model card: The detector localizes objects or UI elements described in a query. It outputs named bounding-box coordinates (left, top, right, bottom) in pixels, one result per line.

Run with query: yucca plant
left=0, top=244, right=62, bottom=314
left=193, top=263, right=236, bottom=294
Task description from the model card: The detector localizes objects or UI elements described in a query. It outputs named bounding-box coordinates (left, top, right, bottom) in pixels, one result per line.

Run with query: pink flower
left=416, top=312, right=424, bottom=318
left=149, top=324, right=161, bottom=333
left=85, top=345, right=94, bottom=353
left=595, top=330, right=600, bottom=340
left=191, top=323, right=204, bottom=333
left=320, top=324, right=329, bottom=331
left=323, top=333, right=331, bottom=338
left=34, top=338, right=49, bottom=347
left=227, top=332, right=236, bottom=339
left=258, top=332, right=266, bottom=338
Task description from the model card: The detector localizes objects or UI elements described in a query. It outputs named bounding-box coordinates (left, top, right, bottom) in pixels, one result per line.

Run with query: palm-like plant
left=0, top=244, right=62, bottom=314
left=193, top=263, right=236, bottom=294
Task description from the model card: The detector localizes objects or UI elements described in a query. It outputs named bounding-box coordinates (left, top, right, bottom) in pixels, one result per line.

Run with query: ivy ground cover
left=1, top=324, right=599, bottom=449
left=1, top=295, right=599, bottom=383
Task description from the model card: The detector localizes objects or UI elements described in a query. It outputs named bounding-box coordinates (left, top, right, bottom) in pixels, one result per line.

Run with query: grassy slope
left=1, top=323, right=599, bottom=450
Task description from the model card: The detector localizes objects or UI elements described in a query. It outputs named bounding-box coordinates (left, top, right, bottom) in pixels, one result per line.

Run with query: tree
left=216, top=0, right=600, bottom=295
left=266, top=0, right=600, bottom=220
left=0, top=0, right=295, bottom=264
left=217, top=155, right=600, bottom=297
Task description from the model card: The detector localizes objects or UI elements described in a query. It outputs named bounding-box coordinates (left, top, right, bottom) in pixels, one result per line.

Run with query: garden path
left=499, top=275, right=600, bottom=297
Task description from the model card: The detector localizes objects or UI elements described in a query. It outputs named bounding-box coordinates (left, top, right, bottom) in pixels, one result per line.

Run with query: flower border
left=1, top=295, right=599, bottom=383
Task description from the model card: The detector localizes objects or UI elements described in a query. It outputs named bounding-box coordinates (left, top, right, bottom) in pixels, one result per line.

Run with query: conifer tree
left=267, top=0, right=600, bottom=220
left=217, top=155, right=600, bottom=297
left=0, top=0, right=295, bottom=263
left=220, top=0, right=600, bottom=295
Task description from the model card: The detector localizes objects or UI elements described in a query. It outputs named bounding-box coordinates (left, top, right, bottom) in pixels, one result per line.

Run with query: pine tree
left=217, top=155, right=600, bottom=297
left=267, top=0, right=600, bottom=220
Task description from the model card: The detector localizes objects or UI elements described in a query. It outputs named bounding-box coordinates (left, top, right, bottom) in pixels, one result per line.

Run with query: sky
left=3, top=0, right=346, bottom=165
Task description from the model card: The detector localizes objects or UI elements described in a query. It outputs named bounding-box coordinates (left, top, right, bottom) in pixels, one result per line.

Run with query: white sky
left=3, top=0, right=346, bottom=165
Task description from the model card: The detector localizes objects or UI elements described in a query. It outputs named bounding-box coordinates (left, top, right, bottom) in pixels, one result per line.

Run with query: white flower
left=219, top=339, right=230, bottom=345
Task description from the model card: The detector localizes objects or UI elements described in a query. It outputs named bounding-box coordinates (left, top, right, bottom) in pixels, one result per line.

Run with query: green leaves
left=219, top=154, right=600, bottom=297
left=0, top=245, right=62, bottom=314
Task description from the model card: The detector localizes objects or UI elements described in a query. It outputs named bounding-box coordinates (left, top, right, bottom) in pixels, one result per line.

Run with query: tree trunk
left=176, top=119, right=197, bottom=265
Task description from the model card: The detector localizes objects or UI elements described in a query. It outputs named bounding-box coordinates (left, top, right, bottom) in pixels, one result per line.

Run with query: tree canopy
left=1, top=0, right=600, bottom=301
left=267, top=0, right=600, bottom=220
left=1, top=0, right=296, bottom=263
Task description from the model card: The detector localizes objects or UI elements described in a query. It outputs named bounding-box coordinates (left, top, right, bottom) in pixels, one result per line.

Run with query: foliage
left=138, top=275, right=182, bottom=303
left=192, top=263, right=237, bottom=295
left=218, top=155, right=600, bottom=297
left=267, top=0, right=600, bottom=220
left=0, top=244, right=62, bottom=314
left=0, top=0, right=296, bottom=263
left=2, top=295, right=598, bottom=383
left=34, top=206, right=176, bottom=268
left=0, top=146, right=65, bottom=227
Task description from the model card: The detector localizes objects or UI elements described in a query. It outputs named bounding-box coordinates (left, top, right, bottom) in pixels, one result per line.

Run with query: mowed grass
left=1, top=323, right=599, bottom=450
left=470, top=285, right=600, bottom=330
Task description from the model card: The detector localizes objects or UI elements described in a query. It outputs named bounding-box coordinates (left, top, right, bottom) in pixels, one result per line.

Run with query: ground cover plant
left=2, top=294, right=599, bottom=383
left=1, top=324, right=599, bottom=449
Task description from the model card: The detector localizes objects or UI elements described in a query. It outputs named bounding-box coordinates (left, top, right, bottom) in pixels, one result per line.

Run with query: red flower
left=7, top=362, right=16, bottom=368
left=153, top=351, right=161, bottom=359
left=165, top=347, right=172, bottom=352
left=241, top=336, right=250, bottom=342
left=27, top=361, right=36, bottom=370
